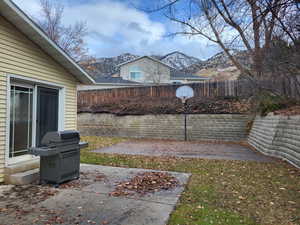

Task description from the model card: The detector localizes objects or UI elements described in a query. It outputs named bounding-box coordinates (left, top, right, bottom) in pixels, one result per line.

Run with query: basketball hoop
left=175, top=85, right=194, bottom=141
left=176, top=85, right=194, bottom=104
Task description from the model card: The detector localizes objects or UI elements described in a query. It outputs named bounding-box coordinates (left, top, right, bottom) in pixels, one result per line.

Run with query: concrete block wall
left=248, top=114, right=300, bottom=168
left=78, top=113, right=251, bottom=142
left=188, top=115, right=250, bottom=141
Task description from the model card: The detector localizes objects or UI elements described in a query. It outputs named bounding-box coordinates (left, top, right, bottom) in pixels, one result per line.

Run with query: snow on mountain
left=95, top=53, right=138, bottom=64
left=90, top=53, right=139, bottom=77
left=203, top=50, right=250, bottom=69
left=190, top=50, right=251, bottom=81
left=160, top=51, right=202, bottom=70
left=84, top=50, right=249, bottom=81
left=88, top=51, right=201, bottom=78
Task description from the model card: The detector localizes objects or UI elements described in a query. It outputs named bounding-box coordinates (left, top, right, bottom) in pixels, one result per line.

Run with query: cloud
left=13, top=0, right=41, bottom=16
left=12, top=0, right=220, bottom=59
left=63, top=1, right=165, bottom=46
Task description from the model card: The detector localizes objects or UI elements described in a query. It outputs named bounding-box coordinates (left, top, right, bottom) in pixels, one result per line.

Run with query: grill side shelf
left=79, top=142, right=88, bottom=149
left=28, top=147, right=60, bottom=156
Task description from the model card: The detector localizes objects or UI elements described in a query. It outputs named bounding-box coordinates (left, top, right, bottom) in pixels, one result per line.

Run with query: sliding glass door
left=36, top=87, right=59, bottom=147
left=9, top=85, right=33, bottom=158
left=8, top=82, right=60, bottom=163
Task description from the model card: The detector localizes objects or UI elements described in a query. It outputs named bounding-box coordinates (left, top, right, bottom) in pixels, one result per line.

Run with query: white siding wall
left=0, top=16, right=79, bottom=182
left=120, top=58, right=171, bottom=84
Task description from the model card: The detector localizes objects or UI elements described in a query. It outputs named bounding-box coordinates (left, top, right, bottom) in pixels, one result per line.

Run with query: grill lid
left=41, top=130, right=80, bottom=146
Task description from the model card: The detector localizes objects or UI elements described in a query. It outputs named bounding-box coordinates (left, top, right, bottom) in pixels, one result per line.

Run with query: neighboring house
left=170, top=72, right=211, bottom=84
left=0, top=0, right=94, bottom=184
left=119, top=56, right=173, bottom=84
left=78, top=77, right=142, bottom=90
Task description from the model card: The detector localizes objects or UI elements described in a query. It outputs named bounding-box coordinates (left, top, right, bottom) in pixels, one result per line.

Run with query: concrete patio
left=93, top=140, right=274, bottom=162
left=0, top=164, right=190, bottom=225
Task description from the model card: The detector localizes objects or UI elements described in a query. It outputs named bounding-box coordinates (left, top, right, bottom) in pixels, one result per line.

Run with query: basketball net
left=180, top=96, right=189, bottom=104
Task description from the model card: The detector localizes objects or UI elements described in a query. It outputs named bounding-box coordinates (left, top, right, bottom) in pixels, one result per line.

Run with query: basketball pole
left=184, top=102, right=187, bottom=141
left=175, top=85, right=194, bottom=142
left=183, top=99, right=187, bottom=142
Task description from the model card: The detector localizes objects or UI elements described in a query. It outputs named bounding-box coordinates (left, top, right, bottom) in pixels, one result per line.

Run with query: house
left=79, top=56, right=211, bottom=90
left=78, top=76, right=142, bottom=90
left=0, top=0, right=94, bottom=184
left=119, top=56, right=173, bottom=84
left=117, top=55, right=210, bottom=85
left=170, top=71, right=211, bottom=84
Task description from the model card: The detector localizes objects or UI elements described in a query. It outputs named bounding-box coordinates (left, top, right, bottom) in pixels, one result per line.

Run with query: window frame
left=5, top=74, right=65, bottom=166
left=9, top=83, right=34, bottom=159
left=130, top=71, right=142, bottom=80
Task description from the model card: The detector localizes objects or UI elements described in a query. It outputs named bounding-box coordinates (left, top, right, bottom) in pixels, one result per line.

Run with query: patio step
left=4, top=159, right=40, bottom=184
left=5, top=168, right=40, bottom=185
left=5, top=159, right=40, bottom=175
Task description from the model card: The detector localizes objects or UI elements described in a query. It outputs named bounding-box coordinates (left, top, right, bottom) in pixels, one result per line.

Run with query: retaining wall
left=78, top=113, right=251, bottom=142
left=248, top=114, right=300, bottom=168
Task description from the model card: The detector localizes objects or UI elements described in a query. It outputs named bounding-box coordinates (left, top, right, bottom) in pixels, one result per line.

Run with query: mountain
left=88, top=53, right=139, bottom=77
left=191, top=51, right=251, bottom=81
left=84, top=50, right=250, bottom=81
left=202, top=50, right=250, bottom=69
left=161, top=51, right=203, bottom=70
left=86, top=51, right=201, bottom=78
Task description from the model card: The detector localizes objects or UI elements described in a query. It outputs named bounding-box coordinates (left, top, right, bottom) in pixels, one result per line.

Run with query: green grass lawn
left=81, top=136, right=300, bottom=225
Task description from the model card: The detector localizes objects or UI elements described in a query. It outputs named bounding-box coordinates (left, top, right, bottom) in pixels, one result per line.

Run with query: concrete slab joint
left=0, top=164, right=191, bottom=225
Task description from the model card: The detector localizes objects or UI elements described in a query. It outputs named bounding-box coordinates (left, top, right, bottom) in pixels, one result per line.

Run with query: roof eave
left=94, top=83, right=142, bottom=86
left=0, top=0, right=95, bottom=85
left=118, top=56, right=175, bottom=70
left=171, top=77, right=210, bottom=80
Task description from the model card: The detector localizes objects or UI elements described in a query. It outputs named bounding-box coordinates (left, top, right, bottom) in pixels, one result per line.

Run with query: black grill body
left=29, top=130, right=88, bottom=185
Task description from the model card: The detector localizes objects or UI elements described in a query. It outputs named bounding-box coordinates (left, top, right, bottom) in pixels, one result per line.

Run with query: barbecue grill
left=29, top=130, right=88, bottom=186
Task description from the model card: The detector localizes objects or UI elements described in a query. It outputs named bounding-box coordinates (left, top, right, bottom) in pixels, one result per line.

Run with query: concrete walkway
left=94, top=140, right=274, bottom=162
left=0, top=164, right=190, bottom=225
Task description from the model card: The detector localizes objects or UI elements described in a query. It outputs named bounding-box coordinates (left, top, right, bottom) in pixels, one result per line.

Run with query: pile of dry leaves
left=110, top=172, right=179, bottom=197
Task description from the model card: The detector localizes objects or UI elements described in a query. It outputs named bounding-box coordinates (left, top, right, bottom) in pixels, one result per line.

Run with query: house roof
left=0, top=0, right=94, bottom=84
left=118, top=56, right=175, bottom=69
left=171, top=71, right=210, bottom=80
left=94, top=76, right=140, bottom=85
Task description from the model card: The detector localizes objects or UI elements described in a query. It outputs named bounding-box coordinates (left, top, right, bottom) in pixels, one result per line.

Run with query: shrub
left=256, top=92, right=296, bottom=116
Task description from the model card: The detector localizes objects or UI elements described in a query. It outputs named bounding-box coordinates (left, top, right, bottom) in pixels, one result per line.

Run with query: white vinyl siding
left=120, top=57, right=171, bottom=84
left=0, top=16, right=79, bottom=182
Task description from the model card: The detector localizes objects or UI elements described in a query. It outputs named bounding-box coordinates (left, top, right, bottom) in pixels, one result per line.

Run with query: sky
left=12, top=0, right=221, bottom=60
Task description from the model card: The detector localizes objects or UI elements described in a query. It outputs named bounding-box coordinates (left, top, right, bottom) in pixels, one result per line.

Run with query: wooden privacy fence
left=78, top=80, right=250, bottom=106
left=78, top=78, right=300, bottom=106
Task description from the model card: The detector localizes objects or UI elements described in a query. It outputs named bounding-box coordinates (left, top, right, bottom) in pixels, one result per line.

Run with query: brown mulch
left=273, top=105, right=300, bottom=116
left=109, top=172, right=180, bottom=197
left=78, top=96, right=251, bottom=115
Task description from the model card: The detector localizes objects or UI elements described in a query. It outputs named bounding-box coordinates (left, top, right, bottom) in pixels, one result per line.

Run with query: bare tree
left=37, top=0, right=89, bottom=62
left=146, top=0, right=299, bottom=81
left=144, top=62, right=168, bottom=84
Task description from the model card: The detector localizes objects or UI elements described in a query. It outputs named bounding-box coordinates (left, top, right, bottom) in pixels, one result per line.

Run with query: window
left=130, top=71, right=142, bottom=80
left=9, top=85, right=33, bottom=157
